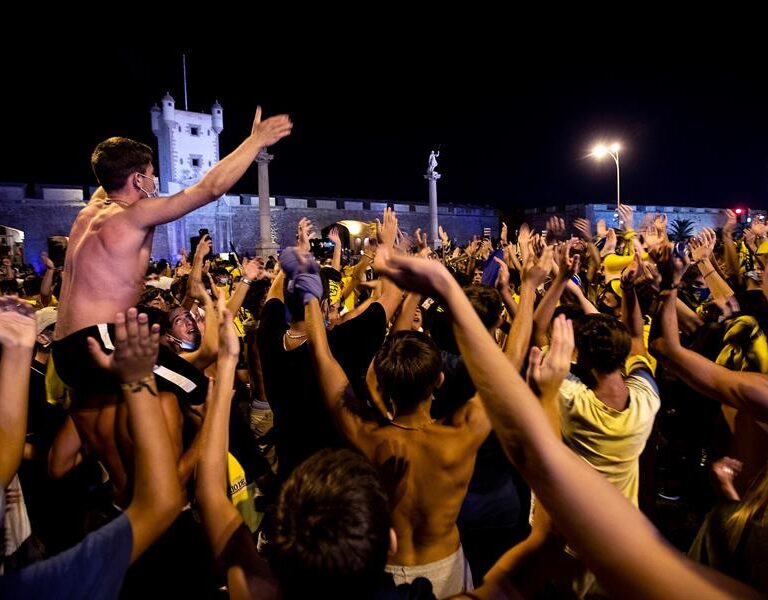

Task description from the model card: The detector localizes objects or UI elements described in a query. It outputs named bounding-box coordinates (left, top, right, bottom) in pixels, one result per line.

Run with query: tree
left=670, top=218, right=695, bottom=242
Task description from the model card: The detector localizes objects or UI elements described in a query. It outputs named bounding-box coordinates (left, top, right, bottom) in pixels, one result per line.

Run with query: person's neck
left=104, top=191, right=136, bottom=207
left=591, top=370, right=629, bottom=411
left=34, top=349, right=50, bottom=365
left=392, top=402, right=434, bottom=428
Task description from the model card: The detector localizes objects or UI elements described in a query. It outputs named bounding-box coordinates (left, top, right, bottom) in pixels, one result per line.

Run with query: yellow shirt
left=558, top=358, right=660, bottom=506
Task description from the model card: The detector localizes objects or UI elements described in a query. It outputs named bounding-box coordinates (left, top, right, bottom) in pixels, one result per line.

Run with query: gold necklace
left=284, top=329, right=307, bottom=339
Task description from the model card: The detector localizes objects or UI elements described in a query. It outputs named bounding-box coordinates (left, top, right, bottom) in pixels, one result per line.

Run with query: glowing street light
left=590, top=142, right=622, bottom=207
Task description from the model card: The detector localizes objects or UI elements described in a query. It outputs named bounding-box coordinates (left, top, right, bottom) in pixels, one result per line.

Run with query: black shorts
left=52, top=324, right=208, bottom=408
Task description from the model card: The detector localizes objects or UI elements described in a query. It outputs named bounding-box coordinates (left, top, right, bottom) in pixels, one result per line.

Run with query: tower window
left=192, top=158, right=200, bottom=168
left=180, top=159, right=183, bottom=164
left=190, top=126, right=199, bottom=136
left=178, top=126, right=181, bottom=132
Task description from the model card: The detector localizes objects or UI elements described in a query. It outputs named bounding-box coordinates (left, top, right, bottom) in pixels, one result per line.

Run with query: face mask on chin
left=167, top=334, right=199, bottom=352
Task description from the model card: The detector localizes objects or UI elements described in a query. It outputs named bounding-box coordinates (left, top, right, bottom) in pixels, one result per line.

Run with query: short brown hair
left=91, top=137, right=153, bottom=192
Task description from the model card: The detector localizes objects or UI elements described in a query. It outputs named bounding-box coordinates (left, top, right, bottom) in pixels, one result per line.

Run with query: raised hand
left=596, top=219, right=608, bottom=239
left=654, top=213, right=668, bottom=236
left=621, top=252, right=644, bottom=287
left=465, top=236, right=480, bottom=257
left=617, top=204, right=635, bottom=231
left=195, top=235, right=212, bottom=265
left=650, top=244, right=690, bottom=287
left=722, top=209, right=737, bottom=236
left=374, top=245, right=452, bottom=299
left=500, top=222, right=508, bottom=245
left=41, top=252, right=55, bottom=271
left=216, top=294, right=240, bottom=359
left=250, top=106, right=293, bottom=147
left=328, top=226, right=341, bottom=247
left=297, top=217, right=314, bottom=252
left=438, top=225, right=450, bottom=247
left=526, top=315, right=574, bottom=397
left=87, top=308, right=160, bottom=383
left=242, top=256, right=266, bottom=281
left=376, top=208, right=398, bottom=248
left=601, top=228, right=617, bottom=256
left=559, top=239, right=581, bottom=279
left=523, top=244, right=554, bottom=288
left=690, top=228, right=716, bottom=263
left=711, top=457, right=743, bottom=501
left=573, top=218, right=593, bottom=242
left=546, top=216, right=566, bottom=242
left=0, top=296, right=36, bottom=349
left=493, top=256, right=510, bottom=291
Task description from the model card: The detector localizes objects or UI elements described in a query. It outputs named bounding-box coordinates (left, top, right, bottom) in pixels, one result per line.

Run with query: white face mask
left=167, top=333, right=199, bottom=351
left=137, top=173, right=160, bottom=199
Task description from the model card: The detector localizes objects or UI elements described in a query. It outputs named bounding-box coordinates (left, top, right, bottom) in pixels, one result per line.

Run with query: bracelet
left=241, top=276, right=253, bottom=286
left=660, top=282, right=679, bottom=291
left=120, top=374, right=156, bottom=393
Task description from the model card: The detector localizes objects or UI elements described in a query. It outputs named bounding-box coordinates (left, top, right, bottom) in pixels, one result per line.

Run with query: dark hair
left=374, top=331, right=442, bottom=413
left=22, top=275, right=42, bottom=297
left=0, top=279, right=19, bottom=295
left=271, top=449, right=391, bottom=598
left=463, top=285, right=502, bottom=330
left=91, top=137, right=153, bottom=192
left=573, top=313, right=631, bottom=374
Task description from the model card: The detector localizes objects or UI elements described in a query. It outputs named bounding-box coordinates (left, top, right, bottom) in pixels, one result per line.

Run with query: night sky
left=2, top=44, right=766, bottom=212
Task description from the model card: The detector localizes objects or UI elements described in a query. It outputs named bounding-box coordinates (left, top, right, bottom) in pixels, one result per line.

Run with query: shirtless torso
left=360, top=399, right=489, bottom=566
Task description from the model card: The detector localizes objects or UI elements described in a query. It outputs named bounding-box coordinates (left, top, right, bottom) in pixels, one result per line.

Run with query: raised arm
left=620, top=253, right=649, bottom=358
left=374, top=250, right=759, bottom=600
left=87, top=308, right=183, bottom=562
left=328, top=226, right=342, bottom=272
left=505, top=246, right=552, bottom=370
left=533, top=241, right=579, bottom=347
left=0, top=297, right=35, bottom=487
left=650, top=247, right=768, bottom=423
left=124, top=108, right=292, bottom=228
left=306, top=297, right=367, bottom=446
left=195, top=300, right=278, bottom=597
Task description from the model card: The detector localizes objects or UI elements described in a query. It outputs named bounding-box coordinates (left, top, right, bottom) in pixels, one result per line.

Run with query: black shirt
left=257, top=298, right=387, bottom=481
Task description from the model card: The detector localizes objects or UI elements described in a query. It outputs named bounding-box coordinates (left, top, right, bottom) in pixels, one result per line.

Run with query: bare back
left=55, top=199, right=153, bottom=339
left=360, top=401, right=488, bottom=566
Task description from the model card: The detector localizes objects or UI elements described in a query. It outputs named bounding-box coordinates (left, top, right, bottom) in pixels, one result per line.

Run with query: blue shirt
left=1, top=513, right=132, bottom=599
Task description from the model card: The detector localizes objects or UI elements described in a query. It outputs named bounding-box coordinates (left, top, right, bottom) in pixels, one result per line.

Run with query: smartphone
left=47, top=236, right=68, bottom=268
left=673, top=240, right=689, bottom=259
left=310, top=238, right=336, bottom=260
left=482, top=227, right=492, bottom=241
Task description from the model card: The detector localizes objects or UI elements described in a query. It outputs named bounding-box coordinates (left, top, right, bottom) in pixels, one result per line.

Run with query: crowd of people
left=1, top=107, right=767, bottom=598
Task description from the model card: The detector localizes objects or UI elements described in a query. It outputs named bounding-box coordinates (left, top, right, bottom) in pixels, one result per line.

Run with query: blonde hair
left=726, top=464, right=768, bottom=551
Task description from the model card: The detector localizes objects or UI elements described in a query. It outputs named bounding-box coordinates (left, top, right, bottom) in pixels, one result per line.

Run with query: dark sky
left=2, top=44, right=766, bottom=211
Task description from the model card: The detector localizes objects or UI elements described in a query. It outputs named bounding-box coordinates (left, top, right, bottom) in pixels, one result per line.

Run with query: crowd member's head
left=35, top=306, right=58, bottom=351
left=164, top=306, right=201, bottom=352
left=374, top=331, right=443, bottom=415
left=271, top=449, right=393, bottom=599
left=22, top=275, right=42, bottom=298
left=139, top=287, right=178, bottom=313
left=0, top=279, right=19, bottom=296
left=573, top=313, right=631, bottom=375
left=91, top=137, right=155, bottom=195
left=463, top=284, right=503, bottom=331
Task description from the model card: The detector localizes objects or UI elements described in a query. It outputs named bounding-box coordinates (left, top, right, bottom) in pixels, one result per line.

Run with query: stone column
left=425, top=167, right=441, bottom=249
left=256, top=148, right=278, bottom=257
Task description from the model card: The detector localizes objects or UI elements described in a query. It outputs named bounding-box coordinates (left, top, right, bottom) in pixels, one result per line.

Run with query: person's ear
left=436, top=371, right=445, bottom=389
left=388, top=528, right=398, bottom=557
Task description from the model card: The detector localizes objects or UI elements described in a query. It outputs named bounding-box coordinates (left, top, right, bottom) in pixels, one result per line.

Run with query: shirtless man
left=51, top=108, right=292, bottom=504
left=305, top=293, right=490, bottom=597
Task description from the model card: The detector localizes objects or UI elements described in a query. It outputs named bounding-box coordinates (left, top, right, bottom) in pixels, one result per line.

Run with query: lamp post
left=591, top=142, right=621, bottom=208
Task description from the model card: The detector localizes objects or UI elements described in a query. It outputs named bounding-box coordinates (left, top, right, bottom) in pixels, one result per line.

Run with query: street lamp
left=591, top=142, right=622, bottom=208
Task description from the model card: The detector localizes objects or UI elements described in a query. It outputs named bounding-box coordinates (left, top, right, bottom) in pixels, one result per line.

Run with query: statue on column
left=427, top=150, right=440, bottom=176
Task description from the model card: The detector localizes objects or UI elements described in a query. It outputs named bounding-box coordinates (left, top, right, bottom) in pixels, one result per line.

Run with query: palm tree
left=669, top=218, right=695, bottom=242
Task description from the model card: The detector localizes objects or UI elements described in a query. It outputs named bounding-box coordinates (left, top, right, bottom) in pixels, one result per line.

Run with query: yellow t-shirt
left=558, top=359, right=660, bottom=506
